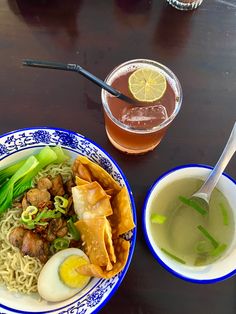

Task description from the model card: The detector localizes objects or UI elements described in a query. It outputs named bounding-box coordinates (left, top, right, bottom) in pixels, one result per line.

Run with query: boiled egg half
left=37, top=248, right=91, bottom=302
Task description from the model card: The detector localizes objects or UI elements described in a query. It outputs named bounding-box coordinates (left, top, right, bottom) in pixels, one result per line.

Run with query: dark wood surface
left=1, top=0, right=236, bottom=313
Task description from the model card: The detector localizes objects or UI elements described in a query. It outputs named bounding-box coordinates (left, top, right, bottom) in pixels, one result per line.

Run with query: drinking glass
left=167, top=0, right=203, bottom=10
left=101, top=59, right=182, bottom=154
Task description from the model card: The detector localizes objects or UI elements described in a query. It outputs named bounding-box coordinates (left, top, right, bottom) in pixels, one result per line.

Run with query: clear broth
left=150, top=178, right=235, bottom=266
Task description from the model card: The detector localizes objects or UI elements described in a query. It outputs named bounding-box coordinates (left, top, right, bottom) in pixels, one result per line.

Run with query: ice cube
left=121, top=104, right=168, bottom=128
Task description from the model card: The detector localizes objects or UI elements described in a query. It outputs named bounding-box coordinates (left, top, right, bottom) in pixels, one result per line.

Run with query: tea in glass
left=101, top=59, right=182, bottom=154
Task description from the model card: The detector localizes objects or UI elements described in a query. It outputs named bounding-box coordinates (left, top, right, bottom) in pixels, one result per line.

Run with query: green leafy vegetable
left=161, top=248, right=186, bottom=264
left=51, top=146, right=70, bottom=164
left=219, top=203, right=229, bottom=226
left=67, top=218, right=80, bottom=240
left=0, top=145, right=68, bottom=187
left=151, top=213, right=167, bottom=224
left=0, top=156, right=39, bottom=212
left=179, top=196, right=208, bottom=216
left=0, top=159, right=26, bottom=186
left=197, top=225, right=219, bottom=249
left=0, top=146, right=71, bottom=213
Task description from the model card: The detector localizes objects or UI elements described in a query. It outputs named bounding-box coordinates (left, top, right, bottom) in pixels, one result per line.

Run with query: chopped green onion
left=55, top=206, right=66, bottom=214
left=67, top=218, right=80, bottom=240
left=219, top=203, right=229, bottom=226
left=21, top=208, right=61, bottom=229
left=197, top=225, right=219, bottom=249
left=210, top=243, right=227, bottom=257
left=21, top=211, right=32, bottom=223
left=35, top=209, right=61, bottom=222
left=25, top=206, right=38, bottom=215
left=179, top=196, right=208, bottom=216
left=161, top=248, right=186, bottom=264
left=151, top=213, right=167, bottom=224
left=54, top=196, right=68, bottom=214
left=52, top=237, right=70, bottom=251
left=54, top=196, right=68, bottom=209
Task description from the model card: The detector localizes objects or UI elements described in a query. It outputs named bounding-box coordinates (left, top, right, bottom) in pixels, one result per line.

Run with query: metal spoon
left=191, top=121, right=236, bottom=210
left=168, top=122, right=236, bottom=253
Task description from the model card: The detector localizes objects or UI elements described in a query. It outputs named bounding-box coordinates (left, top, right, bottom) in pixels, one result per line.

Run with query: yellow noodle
left=0, top=209, right=42, bottom=294
left=34, top=161, right=73, bottom=184
left=0, top=162, right=73, bottom=294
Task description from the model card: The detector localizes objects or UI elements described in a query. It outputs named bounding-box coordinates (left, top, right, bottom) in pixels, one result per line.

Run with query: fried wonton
left=73, top=156, right=121, bottom=195
left=74, top=161, right=93, bottom=182
left=75, top=217, right=114, bottom=271
left=76, top=238, right=130, bottom=279
left=72, top=154, right=135, bottom=279
left=109, top=187, right=136, bottom=237
left=72, top=181, right=113, bottom=219
left=75, top=176, right=90, bottom=186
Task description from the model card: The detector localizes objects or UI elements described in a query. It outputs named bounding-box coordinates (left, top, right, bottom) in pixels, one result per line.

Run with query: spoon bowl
left=191, top=121, right=236, bottom=210
left=166, top=122, right=236, bottom=253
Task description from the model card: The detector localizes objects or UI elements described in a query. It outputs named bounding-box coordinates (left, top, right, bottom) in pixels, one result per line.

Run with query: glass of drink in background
left=166, top=0, right=203, bottom=10
left=101, top=59, right=182, bottom=154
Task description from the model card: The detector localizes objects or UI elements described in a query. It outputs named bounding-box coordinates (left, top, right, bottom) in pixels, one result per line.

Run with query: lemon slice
left=128, top=68, right=167, bottom=102
left=59, top=255, right=90, bottom=289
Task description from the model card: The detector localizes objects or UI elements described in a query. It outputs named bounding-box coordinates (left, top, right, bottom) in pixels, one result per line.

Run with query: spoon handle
left=197, top=122, right=236, bottom=199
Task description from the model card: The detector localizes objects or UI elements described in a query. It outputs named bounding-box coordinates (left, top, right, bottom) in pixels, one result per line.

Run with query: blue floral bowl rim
left=142, top=163, right=236, bottom=284
left=0, top=126, right=137, bottom=314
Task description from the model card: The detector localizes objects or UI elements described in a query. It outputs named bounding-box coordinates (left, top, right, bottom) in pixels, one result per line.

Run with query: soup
left=149, top=178, right=235, bottom=266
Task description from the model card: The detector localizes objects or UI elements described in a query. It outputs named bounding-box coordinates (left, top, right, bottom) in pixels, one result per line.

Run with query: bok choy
left=0, top=146, right=70, bottom=213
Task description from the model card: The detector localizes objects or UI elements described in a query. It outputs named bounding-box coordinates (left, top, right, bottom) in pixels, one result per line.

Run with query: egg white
left=37, top=248, right=90, bottom=302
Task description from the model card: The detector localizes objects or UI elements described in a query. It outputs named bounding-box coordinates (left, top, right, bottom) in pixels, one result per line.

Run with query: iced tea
left=101, top=59, right=182, bottom=154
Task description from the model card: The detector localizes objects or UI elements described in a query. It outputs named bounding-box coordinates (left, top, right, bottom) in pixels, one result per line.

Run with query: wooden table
left=0, top=0, right=236, bottom=313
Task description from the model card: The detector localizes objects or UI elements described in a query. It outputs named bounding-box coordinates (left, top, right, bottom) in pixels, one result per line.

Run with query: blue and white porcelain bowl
left=142, top=164, right=236, bottom=284
left=0, top=127, right=137, bottom=314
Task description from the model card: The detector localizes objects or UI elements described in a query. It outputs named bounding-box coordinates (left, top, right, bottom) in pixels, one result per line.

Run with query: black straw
left=22, top=59, right=136, bottom=105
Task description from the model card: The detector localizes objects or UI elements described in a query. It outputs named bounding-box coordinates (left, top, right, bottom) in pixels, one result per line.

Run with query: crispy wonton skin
left=72, top=181, right=113, bottom=219
left=75, top=217, right=114, bottom=271
left=73, top=156, right=121, bottom=195
left=76, top=238, right=130, bottom=279
left=110, top=187, right=136, bottom=237
left=72, top=155, right=135, bottom=279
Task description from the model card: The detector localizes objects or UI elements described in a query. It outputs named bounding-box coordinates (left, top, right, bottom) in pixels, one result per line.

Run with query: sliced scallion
left=197, top=225, right=219, bottom=249
left=161, top=248, right=186, bottom=264
left=52, top=237, right=70, bottom=251
left=151, top=213, right=167, bottom=224
left=179, top=196, right=208, bottom=216
left=210, top=243, right=227, bottom=257
left=219, top=203, right=229, bottom=226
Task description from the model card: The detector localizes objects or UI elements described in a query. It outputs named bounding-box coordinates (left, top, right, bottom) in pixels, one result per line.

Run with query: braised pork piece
left=8, top=174, right=80, bottom=263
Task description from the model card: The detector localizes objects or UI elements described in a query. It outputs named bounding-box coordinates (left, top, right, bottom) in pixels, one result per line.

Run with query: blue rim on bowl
left=0, top=126, right=137, bottom=314
left=142, top=164, right=236, bottom=284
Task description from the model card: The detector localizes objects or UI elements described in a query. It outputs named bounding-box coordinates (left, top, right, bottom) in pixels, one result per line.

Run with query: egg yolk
left=59, top=255, right=90, bottom=288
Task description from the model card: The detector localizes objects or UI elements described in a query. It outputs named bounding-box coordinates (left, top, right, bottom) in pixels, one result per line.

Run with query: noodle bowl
left=0, top=127, right=136, bottom=314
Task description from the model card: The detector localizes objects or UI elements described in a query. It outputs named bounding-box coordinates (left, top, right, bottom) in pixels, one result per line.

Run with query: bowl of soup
left=142, top=164, right=236, bottom=283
